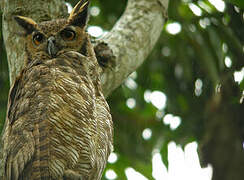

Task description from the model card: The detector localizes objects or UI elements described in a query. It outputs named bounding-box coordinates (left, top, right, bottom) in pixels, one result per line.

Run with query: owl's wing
left=3, top=130, right=35, bottom=180
left=2, top=76, right=35, bottom=180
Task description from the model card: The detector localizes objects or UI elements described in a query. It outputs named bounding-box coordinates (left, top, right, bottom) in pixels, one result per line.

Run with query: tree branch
left=96, top=0, right=168, bottom=97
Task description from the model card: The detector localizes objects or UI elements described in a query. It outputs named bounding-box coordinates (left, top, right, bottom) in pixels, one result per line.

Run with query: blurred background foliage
left=1, top=0, right=244, bottom=179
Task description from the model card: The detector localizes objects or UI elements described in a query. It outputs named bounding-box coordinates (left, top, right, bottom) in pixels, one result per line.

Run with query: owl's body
left=1, top=1, right=113, bottom=179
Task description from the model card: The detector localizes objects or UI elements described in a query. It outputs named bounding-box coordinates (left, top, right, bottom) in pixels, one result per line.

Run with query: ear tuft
left=14, top=16, right=37, bottom=35
left=67, top=0, right=89, bottom=27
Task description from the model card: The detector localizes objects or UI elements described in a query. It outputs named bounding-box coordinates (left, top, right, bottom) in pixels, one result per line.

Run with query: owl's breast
left=23, top=55, right=98, bottom=178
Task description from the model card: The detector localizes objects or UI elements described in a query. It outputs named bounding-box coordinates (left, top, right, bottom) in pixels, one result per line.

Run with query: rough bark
left=1, top=0, right=168, bottom=97
left=96, top=0, right=168, bottom=97
left=0, top=0, right=168, bottom=178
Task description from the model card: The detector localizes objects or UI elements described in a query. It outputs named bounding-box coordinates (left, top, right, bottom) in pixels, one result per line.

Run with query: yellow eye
left=33, top=33, right=44, bottom=46
left=61, top=29, right=76, bottom=41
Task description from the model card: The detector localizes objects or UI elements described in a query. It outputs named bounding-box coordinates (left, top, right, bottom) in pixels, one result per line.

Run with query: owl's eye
left=33, top=33, right=44, bottom=46
left=60, top=29, right=76, bottom=41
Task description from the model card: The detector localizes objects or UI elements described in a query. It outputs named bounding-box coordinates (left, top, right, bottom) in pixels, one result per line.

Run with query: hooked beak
left=47, top=36, right=58, bottom=58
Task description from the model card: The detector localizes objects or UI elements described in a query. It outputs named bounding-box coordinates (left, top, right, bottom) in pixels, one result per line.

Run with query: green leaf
left=160, top=141, right=169, bottom=169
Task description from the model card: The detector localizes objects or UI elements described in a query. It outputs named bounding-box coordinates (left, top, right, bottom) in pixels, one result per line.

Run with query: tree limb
left=97, top=0, right=168, bottom=97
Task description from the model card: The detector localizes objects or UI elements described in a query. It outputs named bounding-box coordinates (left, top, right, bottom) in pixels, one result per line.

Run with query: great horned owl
left=1, top=0, right=113, bottom=179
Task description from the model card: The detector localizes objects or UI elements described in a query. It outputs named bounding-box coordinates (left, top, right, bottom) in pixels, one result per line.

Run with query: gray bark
left=98, top=0, right=168, bottom=97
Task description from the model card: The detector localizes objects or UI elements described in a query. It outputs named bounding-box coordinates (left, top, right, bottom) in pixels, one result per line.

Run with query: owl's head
left=15, top=0, right=90, bottom=61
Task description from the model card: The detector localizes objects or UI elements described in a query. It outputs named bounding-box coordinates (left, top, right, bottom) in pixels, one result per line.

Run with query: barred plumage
left=1, top=0, right=113, bottom=179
